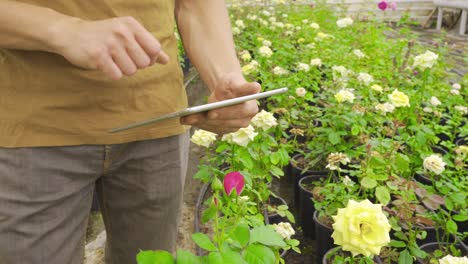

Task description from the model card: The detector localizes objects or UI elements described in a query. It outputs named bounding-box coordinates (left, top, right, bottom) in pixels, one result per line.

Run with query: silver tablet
left=109, top=87, right=288, bottom=133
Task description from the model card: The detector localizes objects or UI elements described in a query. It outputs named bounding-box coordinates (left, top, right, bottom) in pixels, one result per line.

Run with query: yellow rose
left=331, top=199, right=391, bottom=257
left=388, top=89, right=410, bottom=107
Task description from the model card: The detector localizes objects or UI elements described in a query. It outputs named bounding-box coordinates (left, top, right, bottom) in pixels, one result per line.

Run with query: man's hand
left=51, top=16, right=169, bottom=80
left=180, top=73, right=261, bottom=134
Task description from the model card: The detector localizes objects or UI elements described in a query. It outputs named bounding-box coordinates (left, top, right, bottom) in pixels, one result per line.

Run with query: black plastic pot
left=298, top=175, right=327, bottom=238
left=313, top=211, right=335, bottom=264
left=266, top=195, right=289, bottom=225
left=290, top=154, right=328, bottom=206
left=417, top=241, right=468, bottom=264
left=322, top=247, right=382, bottom=264
left=414, top=173, right=433, bottom=186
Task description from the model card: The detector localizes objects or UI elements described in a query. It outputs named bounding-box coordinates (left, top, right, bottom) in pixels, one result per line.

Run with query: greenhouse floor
left=83, top=26, right=467, bottom=264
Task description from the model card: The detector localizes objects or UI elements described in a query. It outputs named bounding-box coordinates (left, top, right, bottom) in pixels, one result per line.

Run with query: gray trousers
left=0, top=133, right=189, bottom=264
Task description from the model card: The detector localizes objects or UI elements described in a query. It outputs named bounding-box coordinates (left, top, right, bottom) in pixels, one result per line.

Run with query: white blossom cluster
left=273, top=222, right=295, bottom=240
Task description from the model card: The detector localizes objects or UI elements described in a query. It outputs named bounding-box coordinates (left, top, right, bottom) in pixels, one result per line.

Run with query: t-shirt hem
left=0, top=125, right=190, bottom=148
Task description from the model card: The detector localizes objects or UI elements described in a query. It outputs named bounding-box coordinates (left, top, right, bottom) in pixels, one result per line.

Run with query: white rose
left=336, top=17, right=353, bottom=28
left=310, top=22, right=320, bottom=29
left=423, top=107, right=433, bottom=113
left=262, top=40, right=272, bottom=47
left=235, top=19, right=245, bottom=29
left=273, top=66, right=288, bottom=75
left=315, top=32, right=329, bottom=40
left=357, top=72, right=374, bottom=86
left=388, top=89, right=410, bottom=107
left=273, top=22, right=284, bottom=28
left=251, top=110, right=278, bottom=131
left=423, top=154, right=446, bottom=175
left=302, top=19, right=309, bottom=24
left=240, top=50, right=251, bottom=62
left=297, top=63, right=310, bottom=72
left=258, top=46, right=273, bottom=57
left=221, top=125, right=258, bottom=147
left=310, top=58, right=322, bottom=66
left=353, top=49, right=366, bottom=59
left=413, top=50, right=438, bottom=69
left=452, top=83, right=461, bottom=90
left=262, top=10, right=271, bottom=16
left=375, top=103, right=395, bottom=114
left=343, top=176, right=355, bottom=186
left=451, top=89, right=460, bottom=95
left=334, top=89, right=355, bottom=103
left=430, top=96, right=441, bottom=106
left=439, top=255, right=468, bottom=264
left=454, top=105, right=468, bottom=115
left=191, top=130, right=217, bottom=148
left=273, top=222, right=295, bottom=240
left=295, top=87, right=307, bottom=97
left=371, top=84, right=383, bottom=93
left=247, top=14, right=257, bottom=21
left=268, top=17, right=276, bottom=23
left=232, top=27, right=241, bottom=35
left=285, top=30, right=293, bottom=36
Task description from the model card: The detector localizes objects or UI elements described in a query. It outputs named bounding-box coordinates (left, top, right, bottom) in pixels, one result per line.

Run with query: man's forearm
left=0, top=1, right=73, bottom=53
left=175, top=0, right=242, bottom=91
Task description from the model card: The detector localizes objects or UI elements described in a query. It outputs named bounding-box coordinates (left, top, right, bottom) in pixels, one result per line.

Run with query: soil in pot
left=298, top=175, right=327, bottom=238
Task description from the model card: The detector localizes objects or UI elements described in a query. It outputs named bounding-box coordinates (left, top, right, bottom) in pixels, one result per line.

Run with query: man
left=0, top=0, right=260, bottom=263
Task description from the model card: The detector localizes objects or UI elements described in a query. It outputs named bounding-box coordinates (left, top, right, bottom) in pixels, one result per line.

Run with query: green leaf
left=395, top=153, right=410, bottom=173
left=375, top=186, right=391, bottom=205
left=409, top=245, right=427, bottom=259
left=250, top=225, right=287, bottom=247
left=192, top=233, right=217, bottom=252
left=137, top=250, right=175, bottom=264
left=238, top=152, right=254, bottom=169
left=453, top=214, right=468, bottom=222
left=220, top=249, right=247, bottom=264
left=202, top=206, right=217, bottom=224
left=176, top=249, right=201, bottom=264
left=398, top=249, right=413, bottom=264
left=446, top=220, right=458, bottom=233
left=243, top=244, right=276, bottom=264
left=270, top=166, right=284, bottom=177
left=270, top=152, right=281, bottom=165
left=232, top=224, right=250, bottom=248
left=193, top=167, right=211, bottom=182
left=351, top=125, right=360, bottom=136
left=361, top=177, right=378, bottom=189
left=389, top=240, right=407, bottom=248
left=328, top=132, right=341, bottom=145
left=207, top=252, right=223, bottom=264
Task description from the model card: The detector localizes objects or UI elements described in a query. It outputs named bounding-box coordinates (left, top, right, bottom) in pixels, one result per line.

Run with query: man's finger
left=97, top=54, right=123, bottom=80
left=207, top=100, right=258, bottom=120
left=112, top=47, right=137, bottom=75
left=231, top=81, right=261, bottom=97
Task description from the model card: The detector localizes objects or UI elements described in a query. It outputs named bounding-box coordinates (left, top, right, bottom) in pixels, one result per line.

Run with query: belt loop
left=103, top=145, right=112, bottom=173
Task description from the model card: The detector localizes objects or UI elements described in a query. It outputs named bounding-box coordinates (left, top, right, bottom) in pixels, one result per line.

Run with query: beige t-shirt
left=0, top=0, right=188, bottom=147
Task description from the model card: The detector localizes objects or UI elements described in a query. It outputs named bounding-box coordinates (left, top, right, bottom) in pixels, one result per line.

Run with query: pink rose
left=378, top=1, right=388, bottom=11
left=388, top=1, right=397, bottom=10
left=223, top=172, right=245, bottom=195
